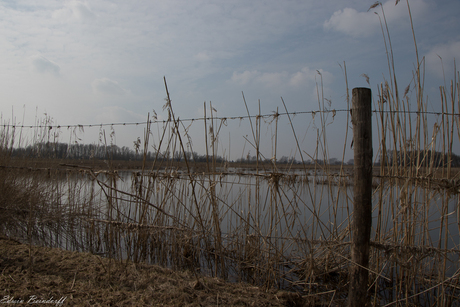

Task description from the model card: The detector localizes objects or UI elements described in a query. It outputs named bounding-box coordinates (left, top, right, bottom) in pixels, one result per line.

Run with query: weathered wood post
left=348, top=87, right=373, bottom=307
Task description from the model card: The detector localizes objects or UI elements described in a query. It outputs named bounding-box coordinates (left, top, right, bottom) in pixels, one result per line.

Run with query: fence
left=1, top=78, right=460, bottom=305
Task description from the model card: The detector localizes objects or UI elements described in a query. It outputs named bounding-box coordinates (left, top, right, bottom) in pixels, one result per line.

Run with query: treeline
left=11, top=142, right=227, bottom=163
left=12, top=142, right=459, bottom=167
left=379, top=150, right=460, bottom=167
left=10, top=142, right=340, bottom=165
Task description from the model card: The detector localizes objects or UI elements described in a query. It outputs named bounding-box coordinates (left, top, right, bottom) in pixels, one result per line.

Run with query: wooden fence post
left=349, top=87, right=373, bottom=307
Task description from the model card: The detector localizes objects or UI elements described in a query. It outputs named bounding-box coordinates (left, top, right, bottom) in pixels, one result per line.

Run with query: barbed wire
left=1, top=108, right=459, bottom=130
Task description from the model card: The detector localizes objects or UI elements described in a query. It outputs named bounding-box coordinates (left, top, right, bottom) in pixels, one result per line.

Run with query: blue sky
left=1, top=0, right=459, bottom=161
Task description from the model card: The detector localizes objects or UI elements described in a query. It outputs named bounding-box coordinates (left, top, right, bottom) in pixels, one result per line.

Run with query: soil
left=0, top=237, right=305, bottom=306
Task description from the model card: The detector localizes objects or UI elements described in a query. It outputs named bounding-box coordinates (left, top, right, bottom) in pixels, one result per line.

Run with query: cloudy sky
left=1, top=0, right=459, bottom=161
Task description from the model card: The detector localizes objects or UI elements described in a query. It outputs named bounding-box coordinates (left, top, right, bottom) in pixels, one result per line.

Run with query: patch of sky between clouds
left=0, top=0, right=39, bottom=12
left=94, top=106, right=147, bottom=124
left=425, top=41, right=460, bottom=79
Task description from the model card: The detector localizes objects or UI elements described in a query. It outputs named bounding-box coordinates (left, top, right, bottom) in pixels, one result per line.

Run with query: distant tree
left=279, top=156, right=289, bottom=164
left=314, top=159, right=324, bottom=165
left=328, top=158, right=340, bottom=165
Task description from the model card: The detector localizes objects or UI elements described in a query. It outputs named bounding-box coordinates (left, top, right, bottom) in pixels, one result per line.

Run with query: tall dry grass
left=1, top=1, right=459, bottom=305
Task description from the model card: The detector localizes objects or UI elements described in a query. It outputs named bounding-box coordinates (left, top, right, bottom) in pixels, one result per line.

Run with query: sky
left=1, top=0, right=460, bottom=162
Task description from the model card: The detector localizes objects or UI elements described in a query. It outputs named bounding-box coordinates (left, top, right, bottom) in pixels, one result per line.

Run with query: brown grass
left=0, top=236, right=307, bottom=306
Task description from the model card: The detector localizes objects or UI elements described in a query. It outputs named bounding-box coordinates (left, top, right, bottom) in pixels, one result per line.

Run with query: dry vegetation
left=0, top=236, right=304, bottom=306
left=1, top=1, right=460, bottom=306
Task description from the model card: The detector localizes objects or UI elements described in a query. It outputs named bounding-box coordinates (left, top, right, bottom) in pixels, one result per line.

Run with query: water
left=5, top=167, right=459, bottom=301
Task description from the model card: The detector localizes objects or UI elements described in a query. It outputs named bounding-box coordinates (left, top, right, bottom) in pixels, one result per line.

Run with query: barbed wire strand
left=2, top=108, right=458, bottom=130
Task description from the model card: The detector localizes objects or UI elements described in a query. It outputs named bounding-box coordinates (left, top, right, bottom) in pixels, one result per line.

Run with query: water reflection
left=6, top=167, right=458, bottom=295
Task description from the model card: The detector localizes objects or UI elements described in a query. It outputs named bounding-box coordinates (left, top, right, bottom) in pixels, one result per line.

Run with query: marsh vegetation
left=1, top=2, right=460, bottom=305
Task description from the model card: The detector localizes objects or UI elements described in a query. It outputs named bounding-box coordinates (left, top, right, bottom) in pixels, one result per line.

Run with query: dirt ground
left=0, top=237, right=305, bottom=306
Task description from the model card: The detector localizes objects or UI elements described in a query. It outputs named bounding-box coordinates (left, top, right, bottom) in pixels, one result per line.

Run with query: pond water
left=6, top=167, right=459, bottom=299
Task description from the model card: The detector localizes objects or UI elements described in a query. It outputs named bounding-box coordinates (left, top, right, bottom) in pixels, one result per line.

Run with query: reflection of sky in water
left=54, top=169, right=459, bottom=277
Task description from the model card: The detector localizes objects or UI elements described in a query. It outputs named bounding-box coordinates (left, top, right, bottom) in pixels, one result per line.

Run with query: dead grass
left=0, top=236, right=306, bottom=307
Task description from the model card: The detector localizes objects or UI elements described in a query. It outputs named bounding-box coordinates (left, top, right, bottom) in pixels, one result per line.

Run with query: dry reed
left=1, top=2, right=459, bottom=305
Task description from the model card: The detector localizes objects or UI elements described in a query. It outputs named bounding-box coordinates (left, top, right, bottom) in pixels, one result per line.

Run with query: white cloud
left=31, top=55, right=60, bottom=76
left=71, top=1, right=95, bottom=20
left=426, top=41, right=460, bottom=79
left=92, top=78, right=126, bottom=95
left=231, top=70, right=260, bottom=85
left=289, top=67, right=319, bottom=87
left=231, top=67, right=332, bottom=89
left=324, top=7, right=377, bottom=37
left=257, top=71, right=289, bottom=88
left=324, top=0, right=428, bottom=37
left=52, top=1, right=95, bottom=22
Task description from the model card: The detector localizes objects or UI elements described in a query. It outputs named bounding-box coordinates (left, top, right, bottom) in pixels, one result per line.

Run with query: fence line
left=1, top=108, right=459, bottom=130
